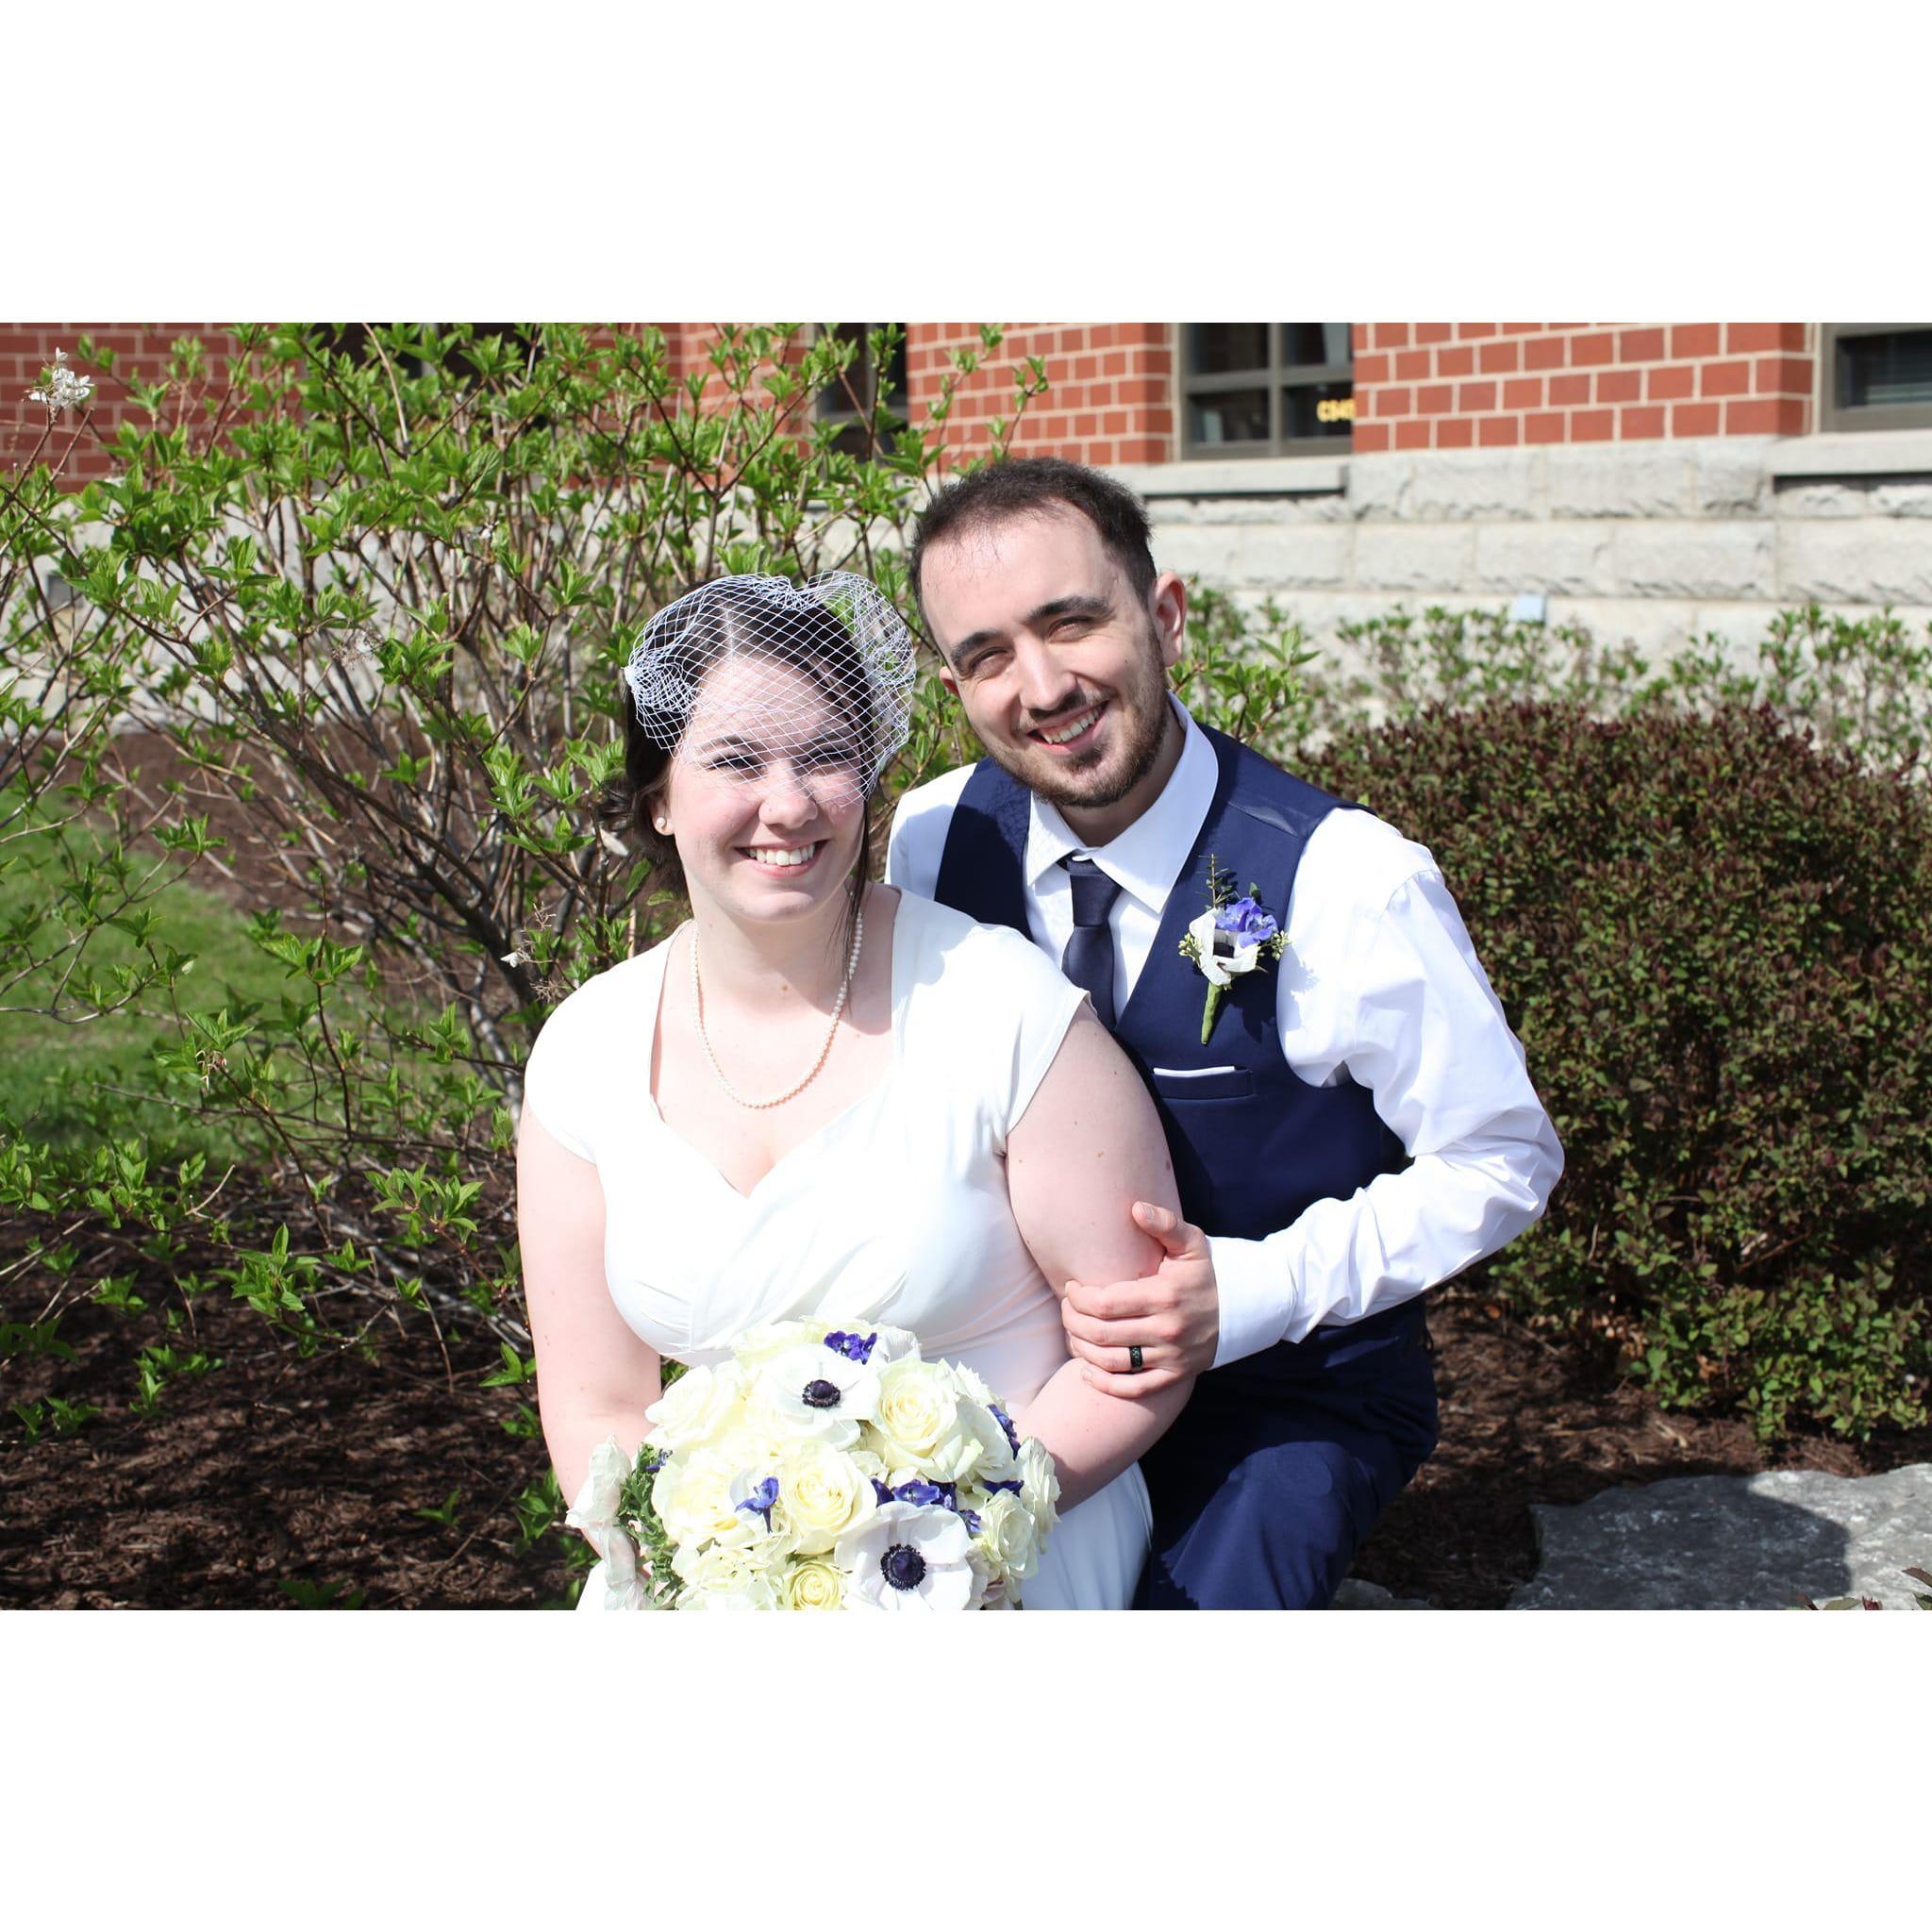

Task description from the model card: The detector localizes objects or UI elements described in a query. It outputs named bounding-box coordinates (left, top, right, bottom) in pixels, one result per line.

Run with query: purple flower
left=891, top=1479, right=951, bottom=1509
left=1214, top=895, right=1278, bottom=945
left=958, top=1508, right=982, bottom=1536
left=824, top=1329, right=877, bottom=1364
left=990, top=1405, right=1021, bottom=1458
left=872, top=1477, right=894, bottom=1507
left=734, top=1475, right=779, bottom=1530
left=983, top=1478, right=1023, bottom=1495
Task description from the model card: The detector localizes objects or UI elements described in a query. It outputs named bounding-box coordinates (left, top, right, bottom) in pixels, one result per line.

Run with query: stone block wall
left=1123, top=434, right=1932, bottom=663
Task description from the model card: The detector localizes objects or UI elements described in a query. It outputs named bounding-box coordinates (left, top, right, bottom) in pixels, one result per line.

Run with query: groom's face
left=921, top=508, right=1185, bottom=835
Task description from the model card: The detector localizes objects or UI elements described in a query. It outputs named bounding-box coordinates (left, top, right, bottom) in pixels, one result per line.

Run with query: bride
left=516, top=573, right=1191, bottom=1607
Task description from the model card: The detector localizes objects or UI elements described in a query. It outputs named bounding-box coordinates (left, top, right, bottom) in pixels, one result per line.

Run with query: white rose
left=775, top=1441, right=879, bottom=1556
left=975, top=1489, right=1041, bottom=1584
left=644, top=1361, right=750, bottom=1452
left=870, top=1357, right=959, bottom=1469
left=944, top=1360, right=995, bottom=1407
left=731, top=1320, right=824, bottom=1369
left=953, top=1399, right=1022, bottom=1486
left=781, top=1557, right=846, bottom=1610
left=1018, top=1438, right=1060, bottom=1540
left=673, top=1541, right=781, bottom=1609
left=652, top=1447, right=761, bottom=1554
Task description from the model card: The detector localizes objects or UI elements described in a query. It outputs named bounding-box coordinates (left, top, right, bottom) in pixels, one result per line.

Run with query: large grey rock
left=1330, top=1576, right=1431, bottom=1609
left=1508, top=1465, right=1932, bottom=1609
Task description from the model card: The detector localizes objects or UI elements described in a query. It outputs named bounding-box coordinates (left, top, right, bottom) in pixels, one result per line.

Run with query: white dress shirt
left=885, top=699, right=1564, bottom=1370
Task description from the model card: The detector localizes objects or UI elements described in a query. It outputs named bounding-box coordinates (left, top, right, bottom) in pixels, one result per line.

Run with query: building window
left=1181, top=324, right=1353, bottom=458
left=313, top=324, right=532, bottom=382
left=815, top=324, right=909, bottom=458
left=1821, top=324, right=1932, bottom=433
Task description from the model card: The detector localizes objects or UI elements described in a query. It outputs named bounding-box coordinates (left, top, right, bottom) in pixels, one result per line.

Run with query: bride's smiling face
left=656, top=655, right=869, bottom=925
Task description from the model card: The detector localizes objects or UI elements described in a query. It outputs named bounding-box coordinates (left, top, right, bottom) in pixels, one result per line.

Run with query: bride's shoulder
left=535, top=933, right=675, bottom=1041
left=891, top=891, right=1070, bottom=998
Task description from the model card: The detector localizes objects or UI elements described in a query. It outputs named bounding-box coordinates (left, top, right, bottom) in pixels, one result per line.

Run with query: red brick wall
left=3, top=323, right=1824, bottom=485
left=905, top=324, right=1172, bottom=468
left=1350, top=323, right=1814, bottom=454
left=658, top=323, right=1173, bottom=468
left=0, top=323, right=234, bottom=483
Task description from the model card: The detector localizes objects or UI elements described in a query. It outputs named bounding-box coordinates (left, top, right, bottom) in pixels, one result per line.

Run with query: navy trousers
left=1133, top=1297, right=1440, bottom=1610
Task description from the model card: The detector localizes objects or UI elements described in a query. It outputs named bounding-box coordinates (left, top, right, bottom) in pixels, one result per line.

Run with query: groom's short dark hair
left=908, top=457, right=1158, bottom=613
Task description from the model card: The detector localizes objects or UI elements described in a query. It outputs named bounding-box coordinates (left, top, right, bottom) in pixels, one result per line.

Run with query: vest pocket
left=1150, top=1066, right=1257, bottom=1103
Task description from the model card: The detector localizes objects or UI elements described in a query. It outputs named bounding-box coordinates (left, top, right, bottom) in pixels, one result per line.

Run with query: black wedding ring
left=1128, top=1344, right=1144, bottom=1373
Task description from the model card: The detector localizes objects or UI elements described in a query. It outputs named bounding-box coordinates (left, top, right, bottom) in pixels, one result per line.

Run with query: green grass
left=2, top=787, right=514, bottom=1204
left=0, top=808, right=293, bottom=1160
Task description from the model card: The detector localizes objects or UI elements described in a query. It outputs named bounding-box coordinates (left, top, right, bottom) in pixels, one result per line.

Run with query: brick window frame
left=1819, top=324, right=1932, bottom=433
left=1179, top=324, right=1354, bottom=458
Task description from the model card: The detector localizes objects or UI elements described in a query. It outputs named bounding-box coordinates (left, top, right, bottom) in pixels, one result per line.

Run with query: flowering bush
left=0, top=325, right=1038, bottom=1473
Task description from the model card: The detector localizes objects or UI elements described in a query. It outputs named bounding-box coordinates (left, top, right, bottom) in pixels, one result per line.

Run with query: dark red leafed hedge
left=1309, top=700, right=1932, bottom=1441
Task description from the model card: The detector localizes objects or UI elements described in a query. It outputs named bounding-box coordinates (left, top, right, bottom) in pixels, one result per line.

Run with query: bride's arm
left=1004, top=1006, right=1193, bottom=1510
left=517, top=1111, right=663, bottom=1517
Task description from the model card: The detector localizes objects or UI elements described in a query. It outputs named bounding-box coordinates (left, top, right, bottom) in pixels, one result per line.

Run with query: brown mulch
left=0, top=1261, right=575, bottom=1611
left=6, top=1237, right=1930, bottom=1608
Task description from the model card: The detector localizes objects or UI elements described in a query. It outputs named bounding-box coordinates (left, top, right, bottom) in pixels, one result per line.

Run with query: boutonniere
left=1177, top=856, right=1287, bottom=1045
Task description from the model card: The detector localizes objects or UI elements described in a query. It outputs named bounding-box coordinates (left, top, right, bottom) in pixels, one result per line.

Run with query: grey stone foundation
left=1113, top=430, right=1932, bottom=665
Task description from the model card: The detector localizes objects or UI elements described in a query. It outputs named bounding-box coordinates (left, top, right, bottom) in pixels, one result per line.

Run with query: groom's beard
left=988, top=626, right=1174, bottom=817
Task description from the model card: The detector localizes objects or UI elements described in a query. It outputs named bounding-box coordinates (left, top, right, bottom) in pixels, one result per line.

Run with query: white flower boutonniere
left=1176, top=856, right=1287, bottom=1045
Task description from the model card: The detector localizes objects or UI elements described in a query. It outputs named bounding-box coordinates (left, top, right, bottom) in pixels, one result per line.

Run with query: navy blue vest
left=930, top=724, right=1407, bottom=1243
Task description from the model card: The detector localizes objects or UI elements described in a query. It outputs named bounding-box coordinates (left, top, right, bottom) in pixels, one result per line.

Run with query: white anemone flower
left=1185, top=908, right=1262, bottom=987
left=758, top=1341, right=882, bottom=1448
left=836, top=1501, right=981, bottom=1611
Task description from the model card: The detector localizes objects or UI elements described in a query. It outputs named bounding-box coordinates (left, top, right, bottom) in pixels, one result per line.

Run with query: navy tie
left=1060, top=856, right=1123, bottom=1030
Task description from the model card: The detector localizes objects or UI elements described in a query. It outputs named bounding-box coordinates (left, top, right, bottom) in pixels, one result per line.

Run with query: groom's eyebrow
left=949, top=593, right=1113, bottom=663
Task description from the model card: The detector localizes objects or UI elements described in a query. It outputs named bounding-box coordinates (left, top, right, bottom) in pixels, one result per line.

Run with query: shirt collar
left=1023, top=697, right=1217, bottom=911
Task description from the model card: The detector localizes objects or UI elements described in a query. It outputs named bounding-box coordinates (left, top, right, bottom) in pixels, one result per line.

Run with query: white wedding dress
left=522, top=889, right=1153, bottom=1609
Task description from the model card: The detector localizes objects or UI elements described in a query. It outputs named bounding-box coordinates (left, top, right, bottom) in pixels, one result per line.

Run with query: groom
left=886, top=456, right=1563, bottom=1609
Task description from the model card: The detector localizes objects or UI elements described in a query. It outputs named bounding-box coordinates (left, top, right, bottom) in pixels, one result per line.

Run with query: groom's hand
left=1061, top=1202, right=1218, bottom=1397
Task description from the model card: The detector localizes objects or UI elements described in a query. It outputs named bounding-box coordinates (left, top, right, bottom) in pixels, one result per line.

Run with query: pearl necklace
left=689, top=905, right=866, bottom=1110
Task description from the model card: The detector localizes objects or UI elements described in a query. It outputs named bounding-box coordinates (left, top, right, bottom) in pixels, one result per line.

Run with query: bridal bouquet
left=568, top=1320, right=1060, bottom=1611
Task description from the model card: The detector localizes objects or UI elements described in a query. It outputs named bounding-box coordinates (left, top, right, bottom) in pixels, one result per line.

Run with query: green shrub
left=1309, top=698, right=1932, bottom=1441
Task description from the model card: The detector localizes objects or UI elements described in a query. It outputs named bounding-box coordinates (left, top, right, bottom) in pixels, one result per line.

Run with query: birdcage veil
left=622, top=573, right=917, bottom=792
